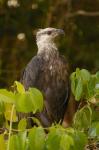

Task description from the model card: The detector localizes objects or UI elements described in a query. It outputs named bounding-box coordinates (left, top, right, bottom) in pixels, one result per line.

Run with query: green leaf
left=0, top=113, right=5, bottom=127
left=0, top=134, right=6, bottom=150
left=18, top=131, right=28, bottom=150
left=32, top=117, right=42, bottom=126
left=80, top=69, right=91, bottom=83
left=0, top=101, right=5, bottom=113
left=9, top=134, right=20, bottom=150
left=92, top=107, right=99, bottom=121
left=87, top=76, right=96, bottom=99
left=71, top=131, right=87, bottom=150
left=0, top=89, right=15, bottom=103
left=75, top=78, right=83, bottom=101
left=45, top=127, right=62, bottom=150
left=15, top=93, right=34, bottom=113
left=15, top=88, right=43, bottom=113
left=4, top=103, right=18, bottom=122
left=18, top=118, right=27, bottom=131
left=88, top=122, right=99, bottom=137
left=60, top=134, right=74, bottom=150
left=28, top=88, right=44, bottom=113
left=14, top=81, right=25, bottom=94
left=73, top=105, right=92, bottom=130
left=75, top=68, right=80, bottom=78
left=28, top=127, right=45, bottom=150
left=9, top=132, right=28, bottom=150
left=65, top=128, right=75, bottom=134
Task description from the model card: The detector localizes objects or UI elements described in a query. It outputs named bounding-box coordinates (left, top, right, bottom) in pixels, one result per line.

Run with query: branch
left=66, top=10, right=99, bottom=18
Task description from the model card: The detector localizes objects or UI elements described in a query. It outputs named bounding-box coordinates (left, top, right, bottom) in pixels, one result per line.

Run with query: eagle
left=20, top=28, right=70, bottom=127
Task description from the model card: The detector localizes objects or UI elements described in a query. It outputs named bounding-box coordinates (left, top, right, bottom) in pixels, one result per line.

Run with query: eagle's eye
left=47, top=31, right=52, bottom=35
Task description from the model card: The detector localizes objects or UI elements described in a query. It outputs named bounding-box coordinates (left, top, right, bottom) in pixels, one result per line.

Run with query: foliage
left=0, top=69, right=98, bottom=150
left=70, top=68, right=99, bottom=101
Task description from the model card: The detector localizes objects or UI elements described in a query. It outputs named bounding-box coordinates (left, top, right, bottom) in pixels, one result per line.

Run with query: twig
left=66, top=10, right=99, bottom=18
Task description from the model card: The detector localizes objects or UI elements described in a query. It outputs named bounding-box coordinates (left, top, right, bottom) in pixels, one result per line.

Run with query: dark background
left=0, top=0, right=99, bottom=87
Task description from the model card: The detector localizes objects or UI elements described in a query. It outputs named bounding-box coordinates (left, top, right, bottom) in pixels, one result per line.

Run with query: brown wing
left=20, top=56, right=41, bottom=90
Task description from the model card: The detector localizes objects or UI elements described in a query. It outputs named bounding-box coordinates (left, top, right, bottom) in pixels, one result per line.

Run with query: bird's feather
left=20, top=56, right=41, bottom=90
left=20, top=28, right=70, bottom=127
left=20, top=53, right=70, bottom=126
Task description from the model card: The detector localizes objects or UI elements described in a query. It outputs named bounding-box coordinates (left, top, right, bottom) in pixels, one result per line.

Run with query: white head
left=36, top=28, right=65, bottom=54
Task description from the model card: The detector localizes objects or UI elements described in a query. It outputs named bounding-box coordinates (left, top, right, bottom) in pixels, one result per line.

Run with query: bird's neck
left=37, top=41, right=59, bottom=60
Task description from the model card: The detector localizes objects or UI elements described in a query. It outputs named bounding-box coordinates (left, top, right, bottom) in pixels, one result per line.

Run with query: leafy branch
left=0, top=69, right=99, bottom=150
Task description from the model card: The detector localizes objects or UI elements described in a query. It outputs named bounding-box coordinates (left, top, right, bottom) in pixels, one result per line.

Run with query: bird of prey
left=20, top=28, right=70, bottom=127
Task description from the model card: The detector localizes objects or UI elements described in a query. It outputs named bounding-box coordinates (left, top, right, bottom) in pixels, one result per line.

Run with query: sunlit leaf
left=45, top=127, right=62, bottom=150
left=15, top=88, right=43, bottom=113
left=15, top=92, right=34, bottom=113
left=0, top=134, right=6, bottom=150
left=28, top=88, right=44, bottom=113
left=75, top=68, right=80, bottom=78
left=60, top=134, right=74, bottom=150
left=14, top=81, right=25, bottom=94
left=73, top=105, right=92, bottom=130
left=65, top=128, right=75, bottom=134
left=0, top=89, right=15, bottom=103
left=0, top=101, right=5, bottom=113
left=9, top=132, right=28, bottom=150
left=32, top=117, right=42, bottom=126
left=4, top=103, right=18, bottom=122
left=18, top=131, right=28, bottom=150
left=9, top=134, right=20, bottom=150
left=29, top=127, right=45, bottom=150
left=75, top=78, right=83, bottom=101
left=18, top=118, right=27, bottom=131
left=87, top=76, right=96, bottom=99
left=80, top=69, right=91, bottom=83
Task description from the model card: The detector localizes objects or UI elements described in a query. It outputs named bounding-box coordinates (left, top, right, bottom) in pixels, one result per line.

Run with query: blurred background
left=0, top=0, right=99, bottom=87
